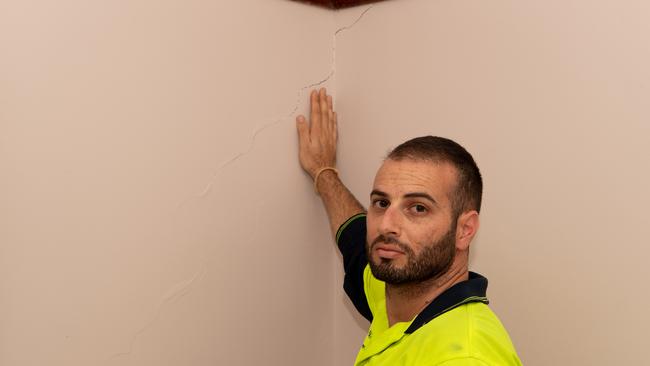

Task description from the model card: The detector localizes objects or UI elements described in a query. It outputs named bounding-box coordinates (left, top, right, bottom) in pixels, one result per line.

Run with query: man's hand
left=296, top=88, right=338, bottom=179
left=296, top=87, right=363, bottom=236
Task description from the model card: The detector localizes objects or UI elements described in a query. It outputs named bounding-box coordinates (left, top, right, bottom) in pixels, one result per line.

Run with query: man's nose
left=379, top=206, right=402, bottom=237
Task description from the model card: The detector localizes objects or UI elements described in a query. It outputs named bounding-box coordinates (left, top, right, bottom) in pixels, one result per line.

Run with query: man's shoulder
left=419, top=301, right=508, bottom=337
left=407, top=302, right=521, bottom=365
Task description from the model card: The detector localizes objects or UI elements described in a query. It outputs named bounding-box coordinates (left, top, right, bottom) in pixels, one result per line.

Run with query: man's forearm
left=316, top=169, right=366, bottom=239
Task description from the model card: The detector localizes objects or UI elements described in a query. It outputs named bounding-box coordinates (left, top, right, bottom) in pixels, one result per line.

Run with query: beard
left=366, top=223, right=457, bottom=285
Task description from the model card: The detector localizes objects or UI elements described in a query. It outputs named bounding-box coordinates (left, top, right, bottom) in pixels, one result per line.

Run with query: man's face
left=366, top=158, right=459, bottom=285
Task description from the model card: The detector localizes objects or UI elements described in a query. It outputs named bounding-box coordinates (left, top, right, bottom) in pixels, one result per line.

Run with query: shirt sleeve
left=335, top=213, right=373, bottom=322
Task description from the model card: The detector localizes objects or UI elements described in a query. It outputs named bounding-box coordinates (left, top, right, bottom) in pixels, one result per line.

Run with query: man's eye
left=411, top=204, right=427, bottom=213
left=373, top=199, right=389, bottom=208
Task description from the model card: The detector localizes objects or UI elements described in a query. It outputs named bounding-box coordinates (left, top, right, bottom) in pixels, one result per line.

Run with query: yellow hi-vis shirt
left=336, top=214, right=522, bottom=366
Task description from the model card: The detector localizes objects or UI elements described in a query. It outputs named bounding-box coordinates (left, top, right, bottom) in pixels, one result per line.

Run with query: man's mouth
left=374, top=244, right=405, bottom=259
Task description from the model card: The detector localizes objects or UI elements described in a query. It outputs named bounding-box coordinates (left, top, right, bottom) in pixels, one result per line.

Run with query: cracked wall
left=0, top=1, right=350, bottom=365
left=3, top=0, right=650, bottom=365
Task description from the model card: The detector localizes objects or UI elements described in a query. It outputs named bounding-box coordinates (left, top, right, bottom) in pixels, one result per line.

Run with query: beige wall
left=2, top=1, right=649, bottom=365
left=1, top=1, right=340, bottom=365
left=334, top=0, right=650, bottom=365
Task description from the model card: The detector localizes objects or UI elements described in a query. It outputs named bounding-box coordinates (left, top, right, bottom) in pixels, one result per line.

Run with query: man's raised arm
left=296, top=88, right=365, bottom=238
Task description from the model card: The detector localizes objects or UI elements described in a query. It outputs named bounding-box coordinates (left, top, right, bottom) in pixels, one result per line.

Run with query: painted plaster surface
left=2, top=0, right=650, bottom=365
left=0, top=1, right=356, bottom=365
left=334, top=0, right=650, bottom=365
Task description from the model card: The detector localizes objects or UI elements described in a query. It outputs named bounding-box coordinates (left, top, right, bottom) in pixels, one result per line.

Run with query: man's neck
left=385, top=265, right=469, bottom=327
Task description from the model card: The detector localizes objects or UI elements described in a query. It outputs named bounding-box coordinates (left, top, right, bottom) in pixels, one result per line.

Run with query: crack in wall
left=191, top=4, right=375, bottom=200
left=106, top=5, right=375, bottom=363
left=106, top=263, right=207, bottom=363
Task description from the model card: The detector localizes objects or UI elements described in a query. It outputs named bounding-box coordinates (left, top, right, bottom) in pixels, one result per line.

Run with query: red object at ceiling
left=292, top=0, right=384, bottom=9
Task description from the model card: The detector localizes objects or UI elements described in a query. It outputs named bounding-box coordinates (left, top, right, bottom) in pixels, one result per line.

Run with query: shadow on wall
left=341, top=294, right=369, bottom=330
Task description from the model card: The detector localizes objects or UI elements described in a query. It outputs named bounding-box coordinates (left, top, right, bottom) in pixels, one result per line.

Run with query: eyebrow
left=371, top=190, right=438, bottom=206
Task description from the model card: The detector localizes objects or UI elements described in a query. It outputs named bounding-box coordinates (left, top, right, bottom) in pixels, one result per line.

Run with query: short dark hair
left=387, top=136, right=483, bottom=216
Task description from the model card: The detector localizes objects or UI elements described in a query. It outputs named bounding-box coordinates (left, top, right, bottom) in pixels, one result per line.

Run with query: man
left=296, top=88, right=522, bottom=365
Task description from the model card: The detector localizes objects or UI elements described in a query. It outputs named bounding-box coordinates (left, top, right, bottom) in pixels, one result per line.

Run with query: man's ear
left=455, top=210, right=480, bottom=251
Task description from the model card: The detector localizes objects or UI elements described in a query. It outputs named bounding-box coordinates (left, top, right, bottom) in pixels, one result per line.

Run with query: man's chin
left=370, top=259, right=406, bottom=278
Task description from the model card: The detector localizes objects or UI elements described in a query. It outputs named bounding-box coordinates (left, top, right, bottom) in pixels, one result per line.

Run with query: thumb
left=296, top=115, right=310, bottom=146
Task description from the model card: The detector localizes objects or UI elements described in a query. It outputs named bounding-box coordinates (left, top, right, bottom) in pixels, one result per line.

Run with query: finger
left=319, top=88, right=329, bottom=122
left=320, top=89, right=330, bottom=139
left=327, top=94, right=335, bottom=136
left=296, top=115, right=309, bottom=146
left=332, top=112, right=338, bottom=141
left=310, top=90, right=321, bottom=138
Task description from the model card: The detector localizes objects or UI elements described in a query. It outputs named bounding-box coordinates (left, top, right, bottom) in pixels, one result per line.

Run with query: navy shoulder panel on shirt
left=335, top=213, right=373, bottom=322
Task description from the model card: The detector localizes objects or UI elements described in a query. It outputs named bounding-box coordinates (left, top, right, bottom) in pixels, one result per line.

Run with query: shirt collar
left=404, top=271, right=489, bottom=334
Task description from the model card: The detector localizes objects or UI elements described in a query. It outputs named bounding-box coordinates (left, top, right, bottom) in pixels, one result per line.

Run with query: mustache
left=370, top=235, right=411, bottom=253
